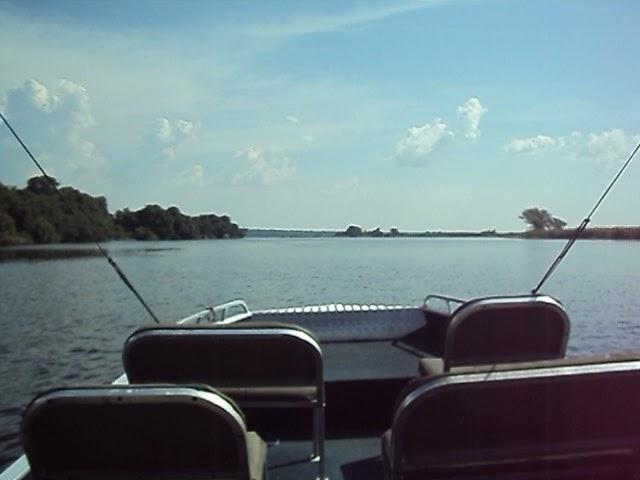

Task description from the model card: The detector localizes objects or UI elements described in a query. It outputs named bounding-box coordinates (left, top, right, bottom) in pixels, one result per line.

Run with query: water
left=1, top=237, right=640, bottom=467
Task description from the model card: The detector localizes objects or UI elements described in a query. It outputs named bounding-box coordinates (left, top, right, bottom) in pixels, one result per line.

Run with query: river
left=1, top=237, right=640, bottom=467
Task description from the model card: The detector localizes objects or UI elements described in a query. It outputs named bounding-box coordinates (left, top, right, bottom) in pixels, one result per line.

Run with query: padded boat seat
left=419, top=352, right=637, bottom=378
left=383, top=356, right=640, bottom=480
left=21, top=384, right=266, bottom=480
left=123, top=322, right=323, bottom=402
left=218, top=385, right=318, bottom=403
left=122, top=321, right=325, bottom=478
left=420, top=295, right=570, bottom=376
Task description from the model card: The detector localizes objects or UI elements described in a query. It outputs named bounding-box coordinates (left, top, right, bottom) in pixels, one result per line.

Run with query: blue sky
left=1, top=0, right=638, bottom=230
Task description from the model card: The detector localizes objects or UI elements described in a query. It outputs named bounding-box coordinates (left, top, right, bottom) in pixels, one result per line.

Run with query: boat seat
left=21, top=384, right=266, bottom=480
left=420, top=294, right=570, bottom=376
left=383, top=355, right=640, bottom=480
left=122, top=321, right=325, bottom=478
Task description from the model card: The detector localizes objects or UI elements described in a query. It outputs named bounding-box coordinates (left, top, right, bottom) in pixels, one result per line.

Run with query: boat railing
left=423, top=294, right=466, bottom=314
left=178, top=299, right=252, bottom=325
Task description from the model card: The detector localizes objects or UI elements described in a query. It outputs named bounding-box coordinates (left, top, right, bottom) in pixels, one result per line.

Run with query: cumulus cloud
left=505, top=134, right=560, bottom=153
left=233, top=147, right=294, bottom=185
left=394, top=118, right=453, bottom=166
left=506, top=129, right=639, bottom=163
left=286, top=115, right=300, bottom=124
left=154, top=118, right=173, bottom=142
left=152, top=117, right=196, bottom=159
left=1, top=79, right=97, bottom=171
left=177, top=163, right=204, bottom=186
left=458, top=97, right=487, bottom=140
left=321, top=176, right=360, bottom=196
left=586, top=129, right=640, bottom=164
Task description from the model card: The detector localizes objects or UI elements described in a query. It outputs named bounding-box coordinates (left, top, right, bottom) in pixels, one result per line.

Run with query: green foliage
left=0, top=176, right=245, bottom=245
left=0, top=211, right=22, bottom=245
left=114, top=205, right=244, bottom=240
left=24, top=216, right=59, bottom=243
left=342, top=225, right=363, bottom=237
left=26, top=176, right=59, bottom=195
left=519, top=207, right=567, bottom=231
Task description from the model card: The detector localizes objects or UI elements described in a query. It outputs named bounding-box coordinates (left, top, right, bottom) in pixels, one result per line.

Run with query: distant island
left=248, top=209, right=640, bottom=241
left=329, top=208, right=640, bottom=240
left=0, top=176, right=244, bottom=246
left=334, top=225, right=500, bottom=238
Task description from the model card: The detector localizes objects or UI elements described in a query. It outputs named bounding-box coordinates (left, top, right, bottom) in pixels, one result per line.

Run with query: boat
left=3, top=292, right=640, bottom=480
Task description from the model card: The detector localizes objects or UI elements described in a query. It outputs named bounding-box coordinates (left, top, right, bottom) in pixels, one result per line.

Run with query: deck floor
left=322, top=340, right=425, bottom=381
left=266, top=437, right=385, bottom=480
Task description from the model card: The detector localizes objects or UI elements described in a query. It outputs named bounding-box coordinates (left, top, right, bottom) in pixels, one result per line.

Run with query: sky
left=0, top=0, right=638, bottom=231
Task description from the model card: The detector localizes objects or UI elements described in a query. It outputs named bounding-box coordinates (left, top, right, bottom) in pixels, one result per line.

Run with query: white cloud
left=457, top=97, right=487, bottom=140
left=162, top=146, right=176, bottom=160
left=154, top=117, right=173, bottom=142
left=1, top=78, right=97, bottom=171
left=152, top=117, right=197, bottom=159
left=243, top=2, right=445, bottom=37
left=286, top=115, right=300, bottom=124
left=395, top=118, right=453, bottom=165
left=586, top=129, right=640, bottom=164
left=322, top=176, right=360, bottom=196
left=175, top=119, right=194, bottom=137
left=233, top=147, right=294, bottom=185
left=505, top=129, right=639, bottom=163
left=302, top=134, right=314, bottom=143
left=177, top=163, right=204, bottom=186
left=505, top=134, right=559, bottom=153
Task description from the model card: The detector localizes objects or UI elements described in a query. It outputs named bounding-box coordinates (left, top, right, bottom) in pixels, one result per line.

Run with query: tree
left=548, top=216, right=567, bottom=230
left=0, top=212, right=18, bottom=245
left=0, top=179, right=245, bottom=245
left=519, top=207, right=567, bottom=230
left=26, top=176, right=59, bottom=195
left=24, top=216, right=59, bottom=243
left=344, top=225, right=363, bottom=237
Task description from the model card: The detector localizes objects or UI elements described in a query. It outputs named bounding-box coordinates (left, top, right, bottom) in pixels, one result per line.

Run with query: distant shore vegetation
left=0, top=176, right=245, bottom=246
left=330, top=207, right=640, bottom=240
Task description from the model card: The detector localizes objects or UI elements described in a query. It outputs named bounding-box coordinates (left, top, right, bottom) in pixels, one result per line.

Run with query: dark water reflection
left=1, top=238, right=640, bottom=468
left=0, top=244, right=179, bottom=262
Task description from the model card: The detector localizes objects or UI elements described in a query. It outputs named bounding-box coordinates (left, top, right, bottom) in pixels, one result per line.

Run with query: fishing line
left=532, top=139, right=640, bottom=295
left=1, top=111, right=161, bottom=323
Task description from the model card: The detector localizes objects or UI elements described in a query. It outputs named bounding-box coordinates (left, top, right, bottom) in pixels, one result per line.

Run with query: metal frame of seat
left=123, top=322, right=326, bottom=479
left=384, top=357, right=640, bottom=480
left=421, top=295, right=570, bottom=375
left=21, top=384, right=265, bottom=480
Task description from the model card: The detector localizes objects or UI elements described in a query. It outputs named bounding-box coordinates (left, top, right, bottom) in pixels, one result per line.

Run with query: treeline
left=524, top=227, right=640, bottom=240
left=0, top=176, right=244, bottom=246
left=336, top=225, right=498, bottom=238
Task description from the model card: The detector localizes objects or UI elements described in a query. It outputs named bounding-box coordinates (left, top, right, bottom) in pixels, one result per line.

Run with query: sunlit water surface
left=1, top=238, right=640, bottom=467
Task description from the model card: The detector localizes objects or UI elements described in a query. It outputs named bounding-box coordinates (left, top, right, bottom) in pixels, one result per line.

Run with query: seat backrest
left=391, top=357, right=640, bottom=479
left=21, top=385, right=251, bottom=480
left=443, top=295, right=569, bottom=370
left=123, top=322, right=323, bottom=388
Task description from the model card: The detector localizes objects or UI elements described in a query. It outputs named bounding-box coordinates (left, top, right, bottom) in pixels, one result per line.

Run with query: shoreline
left=3, top=227, right=640, bottom=247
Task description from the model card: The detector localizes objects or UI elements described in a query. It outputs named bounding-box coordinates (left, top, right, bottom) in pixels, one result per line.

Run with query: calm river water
left=1, top=237, right=640, bottom=467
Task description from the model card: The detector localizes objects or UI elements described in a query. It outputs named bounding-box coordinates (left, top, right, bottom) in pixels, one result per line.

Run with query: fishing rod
left=532, top=139, right=640, bottom=295
left=0, top=111, right=161, bottom=324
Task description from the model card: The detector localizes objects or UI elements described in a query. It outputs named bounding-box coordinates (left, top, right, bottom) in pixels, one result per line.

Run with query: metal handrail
left=179, top=299, right=251, bottom=325
left=423, top=294, right=467, bottom=314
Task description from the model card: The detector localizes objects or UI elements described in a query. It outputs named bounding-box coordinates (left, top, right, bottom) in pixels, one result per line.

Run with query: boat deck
left=237, top=307, right=438, bottom=478
left=322, top=340, right=424, bottom=381
left=267, top=438, right=384, bottom=480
